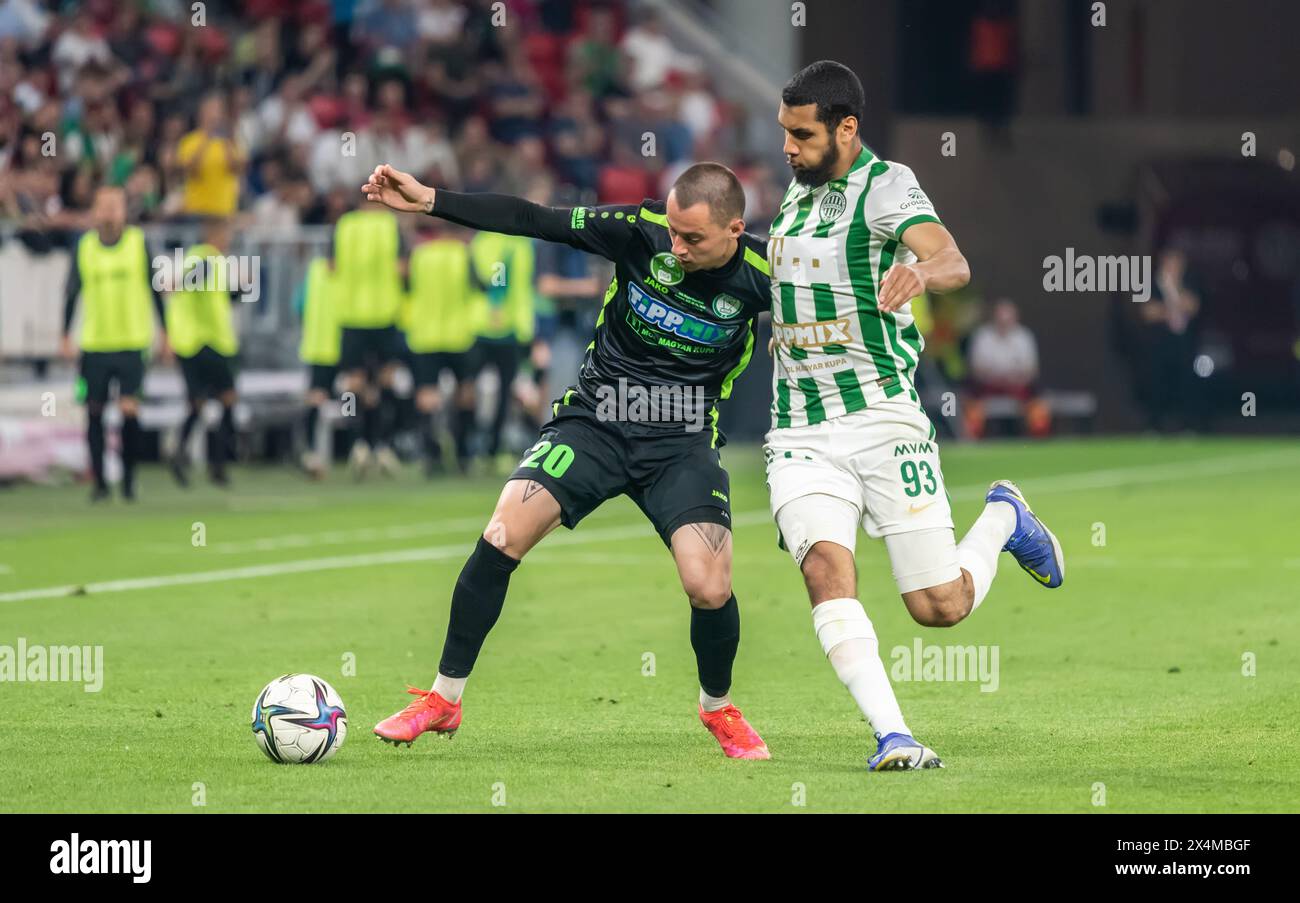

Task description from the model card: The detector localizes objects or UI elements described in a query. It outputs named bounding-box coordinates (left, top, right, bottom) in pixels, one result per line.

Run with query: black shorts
left=508, top=390, right=732, bottom=546
left=308, top=364, right=339, bottom=394
left=474, top=337, right=523, bottom=375
left=177, top=346, right=236, bottom=398
left=412, top=350, right=476, bottom=387
left=77, top=350, right=146, bottom=405
left=339, top=325, right=403, bottom=374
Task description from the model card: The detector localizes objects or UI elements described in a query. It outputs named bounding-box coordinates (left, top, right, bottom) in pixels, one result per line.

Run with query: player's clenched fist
left=362, top=164, right=435, bottom=214
left=877, top=262, right=925, bottom=313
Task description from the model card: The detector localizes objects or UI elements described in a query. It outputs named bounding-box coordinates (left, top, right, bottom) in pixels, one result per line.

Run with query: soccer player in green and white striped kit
left=766, top=61, right=1066, bottom=771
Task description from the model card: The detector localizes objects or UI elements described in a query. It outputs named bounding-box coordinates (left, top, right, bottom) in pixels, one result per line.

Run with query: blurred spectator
left=176, top=92, right=247, bottom=218
left=637, top=90, right=693, bottom=164
left=965, top=299, right=1050, bottom=437
left=735, top=159, right=782, bottom=231
left=548, top=89, right=603, bottom=190
left=247, top=155, right=300, bottom=228
left=485, top=50, right=546, bottom=144
left=533, top=180, right=606, bottom=395
left=65, top=97, right=122, bottom=173
left=0, top=0, right=755, bottom=256
left=672, top=66, right=720, bottom=147
left=599, top=142, right=656, bottom=205
left=621, top=9, right=682, bottom=91
left=355, top=0, right=420, bottom=55
left=0, top=0, right=51, bottom=46
left=1137, top=247, right=1204, bottom=431
left=51, top=12, right=114, bottom=92
left=568, top=4, right=622, bottom=98
left=417, top=0, right=467, bottom=47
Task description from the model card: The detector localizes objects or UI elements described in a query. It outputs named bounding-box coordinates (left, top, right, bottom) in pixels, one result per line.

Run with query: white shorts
left=765, top=397, right=960, bottom=593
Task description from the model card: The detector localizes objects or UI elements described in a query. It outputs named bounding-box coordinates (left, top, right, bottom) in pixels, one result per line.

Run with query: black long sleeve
left=430, top=190, right=640, bottom=261
left=148, top=244, right=166, bottom=329
left=63, top=258, right=81, bottom=336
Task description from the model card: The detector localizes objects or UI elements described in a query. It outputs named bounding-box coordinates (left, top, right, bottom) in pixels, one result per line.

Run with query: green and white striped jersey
left=768, top=145, right=941, bottom=429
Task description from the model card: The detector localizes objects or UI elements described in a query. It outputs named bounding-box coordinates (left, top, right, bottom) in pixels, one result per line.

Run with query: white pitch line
left=1066, top=557, right=1259, bottom=569
left=142, top=504, right=642, bottom=555
left=142, top=517, right=483, bottom=555
left=945, top=447, right=1298, bottom=501
left=1, top=449, right=1293, bottom=605
left=0, top=519, right=706, bottom=604
left=143, top=447, right=1299, bottom=556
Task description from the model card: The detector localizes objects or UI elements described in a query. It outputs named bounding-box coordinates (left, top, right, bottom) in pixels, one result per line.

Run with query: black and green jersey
left=429, top=191, right=771, bottom=437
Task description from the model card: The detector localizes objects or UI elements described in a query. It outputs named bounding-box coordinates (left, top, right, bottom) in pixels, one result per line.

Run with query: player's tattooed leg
left=482, top=478, right=562, bottom=559
left=688, top=522, right=730, bottom=558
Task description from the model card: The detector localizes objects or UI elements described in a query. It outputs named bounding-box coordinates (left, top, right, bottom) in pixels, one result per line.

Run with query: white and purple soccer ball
left=251, top=673, right=347, bottom=764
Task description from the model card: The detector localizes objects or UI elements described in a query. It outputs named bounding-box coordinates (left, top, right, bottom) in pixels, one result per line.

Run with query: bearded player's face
left=778, top=102, right=844, bottom=188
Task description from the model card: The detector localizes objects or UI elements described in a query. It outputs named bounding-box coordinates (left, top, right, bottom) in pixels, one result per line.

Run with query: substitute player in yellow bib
left=767, top=62, right=1065, bottom=771
left=297, top=254, right=341, bottom=479
left=402, top=224, right=479, bottom=475
left=60, top=186, right=170, bottom=503
left=165, top=219, right=240, bottom=487
left=332, top=203, right=406, bottom=478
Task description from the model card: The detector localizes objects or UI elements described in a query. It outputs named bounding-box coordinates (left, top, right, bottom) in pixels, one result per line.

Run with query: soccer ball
left=251, top=673, right=347, bottom=764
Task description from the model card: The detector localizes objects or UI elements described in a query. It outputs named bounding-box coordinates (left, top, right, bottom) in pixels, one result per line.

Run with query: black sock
left=216, top=405, right=235, bottom=468
left=438, top=536, right=520, bottom=678
left=378, top=387, right=398, bottom=444
left=422, top=417, right=442, bottom=464
left=691, top=594, right=740, bottom=699
left=87, top=410, right=106, bottom=489
left=304, top=404, right=319, bottom=442
left=178, top=406, right=199, bottom=453
left=454, top=407, right=475, bottom=464
left=362, top=402, right=378, bottom=446
left=121, top=414, right=141, bottom=494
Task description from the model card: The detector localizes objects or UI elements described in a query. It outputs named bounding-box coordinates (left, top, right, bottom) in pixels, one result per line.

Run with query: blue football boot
left=986, top=479, right=1065, bottom=588
left=868, top=732, right=944, bottom=771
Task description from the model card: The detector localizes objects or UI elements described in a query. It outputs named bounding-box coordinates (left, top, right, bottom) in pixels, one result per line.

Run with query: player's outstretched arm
left=877, top=221, right=971, bottom=313
left=361, top=164, right=631, bottom=259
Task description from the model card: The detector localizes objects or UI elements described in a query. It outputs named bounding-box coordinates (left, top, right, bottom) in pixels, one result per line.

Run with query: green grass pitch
left=1, top=437, right=1297, bottom=812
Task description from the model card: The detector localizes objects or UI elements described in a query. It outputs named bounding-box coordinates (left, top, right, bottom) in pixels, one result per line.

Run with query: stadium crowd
left=0, top=0, right=800, bottom=481
left=0, top=0, right=783, bottom=236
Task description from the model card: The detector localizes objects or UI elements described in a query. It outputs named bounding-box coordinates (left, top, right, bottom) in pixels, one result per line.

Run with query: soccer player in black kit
left=366, top=161, right=774, bottom=758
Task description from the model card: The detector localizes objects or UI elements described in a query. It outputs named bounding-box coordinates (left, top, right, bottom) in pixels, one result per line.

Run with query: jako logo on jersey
left=819, top=189, right=847, bottom=222
left=627, top=282, right=738, bottom=346
left=711, top=292, right=742, bottom=318
left=773, top=317, right=853, bottom=348
left=649, top=252, right=685, bottom=285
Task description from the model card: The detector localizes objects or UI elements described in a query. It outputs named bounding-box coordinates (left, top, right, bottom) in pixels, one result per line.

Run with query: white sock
left=956, top=500, right=1017, bottom=612
left=700, top=689, right=732, bottom=712
left=812, top=598, right=909, bottom=738
left=432, top=673, right=466, bottom=703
